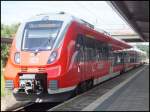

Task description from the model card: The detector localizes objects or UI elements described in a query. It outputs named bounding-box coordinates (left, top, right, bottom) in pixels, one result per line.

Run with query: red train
left=4, top=13, right=147, bottom=102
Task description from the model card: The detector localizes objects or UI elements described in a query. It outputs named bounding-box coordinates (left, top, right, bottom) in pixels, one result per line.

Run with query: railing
left=1, top=37, right=13, bottom=44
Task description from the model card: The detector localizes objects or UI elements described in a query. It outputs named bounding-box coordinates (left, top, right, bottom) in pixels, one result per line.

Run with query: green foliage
left=1, top=23, right=20, bottom=37
left=1, top=44, right=10, bottom=67
left=1, top=60, right=5, bottom=96
left=1, top=71, right=5, bottom=96
left=1, top=23, right=20, bottom=67
left=1, top=60, right=12, bottom=97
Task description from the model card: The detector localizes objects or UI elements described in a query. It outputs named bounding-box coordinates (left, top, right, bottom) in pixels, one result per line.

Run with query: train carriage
left=4, top=12, right=146, bottom=102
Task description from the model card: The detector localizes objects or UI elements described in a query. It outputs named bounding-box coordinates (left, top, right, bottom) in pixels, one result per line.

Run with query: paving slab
left=94, top=65, right=149, bottom=111
left=49, top=65, right=148, bottom=111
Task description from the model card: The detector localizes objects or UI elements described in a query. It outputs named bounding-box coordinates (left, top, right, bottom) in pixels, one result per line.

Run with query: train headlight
left=47, top=51, right=58, bottom=64
left=14, top=52, right=20, bottom=64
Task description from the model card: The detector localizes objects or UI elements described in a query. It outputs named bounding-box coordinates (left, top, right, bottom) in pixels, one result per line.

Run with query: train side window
left=95, top=49, right=99, bottom=61
left=108, top=44, right=112, bottom=60
left=96, top=41, right=103, bottom=60
left=75, top=34, right=85, bottom=62
left=87, top=48, right=91, bottom=61
left=113, top=53, right=116, bottom=65
left=117, top=55, right=121, bottom=64
left=101, top=44, right=107, bottom=60
left=113, top=53, right=121, bottom=66
left=75, top=34, right=83, bottom=50
left=120, top=53, right=124, bottom=64
left=85, top=35, right=92, bottom=62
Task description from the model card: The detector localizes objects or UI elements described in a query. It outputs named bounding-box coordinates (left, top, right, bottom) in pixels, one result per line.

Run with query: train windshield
left=22, top=21, right=63, bottom=51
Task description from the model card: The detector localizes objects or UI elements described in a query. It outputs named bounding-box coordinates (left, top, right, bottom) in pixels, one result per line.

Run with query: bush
left=1, top=24, right=20, bottom=37
left=1, top=23, right=20, bottom=67
left=1, top=44, right=10, bottom=67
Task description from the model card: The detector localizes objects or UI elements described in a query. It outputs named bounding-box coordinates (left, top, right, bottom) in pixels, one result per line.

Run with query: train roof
left=115, top=47, right=146, bottom=56
left=25, top=12, right=132, bottom=50
left=126, top=48, right=146, bottom=54
left=25, top=12, right=76, bottom=24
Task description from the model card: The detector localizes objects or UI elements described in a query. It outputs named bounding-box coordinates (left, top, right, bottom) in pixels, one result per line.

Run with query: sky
left=1, top=1, right=136, bottom=35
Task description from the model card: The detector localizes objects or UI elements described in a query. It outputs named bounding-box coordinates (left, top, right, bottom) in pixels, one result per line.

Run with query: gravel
left=1, top=93, right=29, bottom=111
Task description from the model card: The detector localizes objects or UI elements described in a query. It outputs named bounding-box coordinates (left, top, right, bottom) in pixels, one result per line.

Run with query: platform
left=83, top=64, right=149, bottom=111
left=49, top=64, right=149, bottom=111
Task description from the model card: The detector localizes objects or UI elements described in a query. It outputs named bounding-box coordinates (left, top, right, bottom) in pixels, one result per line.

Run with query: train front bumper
left=13, top=89, right=74, bottom=102
left=12, top=85, right=76, bottom=102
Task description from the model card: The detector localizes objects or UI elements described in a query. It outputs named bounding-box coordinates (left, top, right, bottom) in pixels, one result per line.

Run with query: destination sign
left=28, top=23, right=62, bottom=28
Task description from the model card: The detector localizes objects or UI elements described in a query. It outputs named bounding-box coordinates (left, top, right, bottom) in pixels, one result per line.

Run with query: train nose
left=20, top=51, right=50, bottom=66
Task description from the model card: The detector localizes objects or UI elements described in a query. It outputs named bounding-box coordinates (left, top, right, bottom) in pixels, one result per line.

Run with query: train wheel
left=71, top=84, right=81, bottom=97
left=89, top=79, right=93, bottom=89
left=121, top=68, right=125, bottom=74
left=76, top=84, right=82, bottom=95
left=72, top=82, right=84, bottom=97
left=86, top=80, right=90, bottom=90
left=72, top=80, right=91, bottom=97
left=80, top=81, right=87, bottom=93
left=86, top=79, right=93, bottom=90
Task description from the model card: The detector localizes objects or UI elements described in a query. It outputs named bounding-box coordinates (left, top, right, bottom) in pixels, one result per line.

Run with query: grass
left=1, top=68, right=11, bottom=97
left=1, top=75, right=5, bottom=96
left=1, top=61, right=13, bottom=97
left=1, top=67, right=5, bottom=97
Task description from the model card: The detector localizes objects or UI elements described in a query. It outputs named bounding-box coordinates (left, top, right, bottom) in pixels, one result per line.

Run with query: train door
left=124, top=52, right=129, bottom=71
left=107, top=44, right=113, bottom=75
left=109, top=57, right=114, bottom=74
left=84, top=37, right=94, bottom=80
left=75, top=34, right=86, bottom=82
left=122, top=52, right=126, bottom=72
left=84, top=46, right=89, bottom=80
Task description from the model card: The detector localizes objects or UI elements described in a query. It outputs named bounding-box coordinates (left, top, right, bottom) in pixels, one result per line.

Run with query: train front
left=4, top=14, right=73, bottom=102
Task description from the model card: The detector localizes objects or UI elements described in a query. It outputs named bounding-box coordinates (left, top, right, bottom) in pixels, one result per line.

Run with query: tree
left=1, top=23, right=20, bottom=67
left=1, top=23, right=20, bottom=38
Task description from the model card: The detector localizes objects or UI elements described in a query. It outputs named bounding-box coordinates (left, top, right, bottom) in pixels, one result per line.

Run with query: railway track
left=11, top=65, right=146, bottom=111
left=13, top=102, right=61, bottom=111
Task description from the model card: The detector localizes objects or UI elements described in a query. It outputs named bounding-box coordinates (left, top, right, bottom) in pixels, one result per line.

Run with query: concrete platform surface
left=49, top=65, right=149, bottom=111
left=93, top=65, right=149, bottom=111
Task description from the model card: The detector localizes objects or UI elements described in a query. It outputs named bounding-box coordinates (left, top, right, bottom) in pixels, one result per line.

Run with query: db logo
left=29, top=57, right=39, bottom=64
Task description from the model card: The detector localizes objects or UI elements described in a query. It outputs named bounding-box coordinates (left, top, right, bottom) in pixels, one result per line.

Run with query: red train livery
left=4, top=13, right=147, bottom=102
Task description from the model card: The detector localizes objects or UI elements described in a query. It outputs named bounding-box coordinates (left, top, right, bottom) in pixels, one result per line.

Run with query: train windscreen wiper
left=33, top=37, right=53, bottom=52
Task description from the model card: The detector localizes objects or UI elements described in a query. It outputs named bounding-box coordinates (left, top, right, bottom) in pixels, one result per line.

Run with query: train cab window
left=22, top=21, right=63, bottom=51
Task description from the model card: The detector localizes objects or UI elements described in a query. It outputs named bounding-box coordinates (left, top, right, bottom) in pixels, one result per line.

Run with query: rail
left=1, top=37, right=13, bottom=44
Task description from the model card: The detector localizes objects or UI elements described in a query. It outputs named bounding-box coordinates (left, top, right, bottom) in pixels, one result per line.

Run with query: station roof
left=109, top=1, right=149, bottom=42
